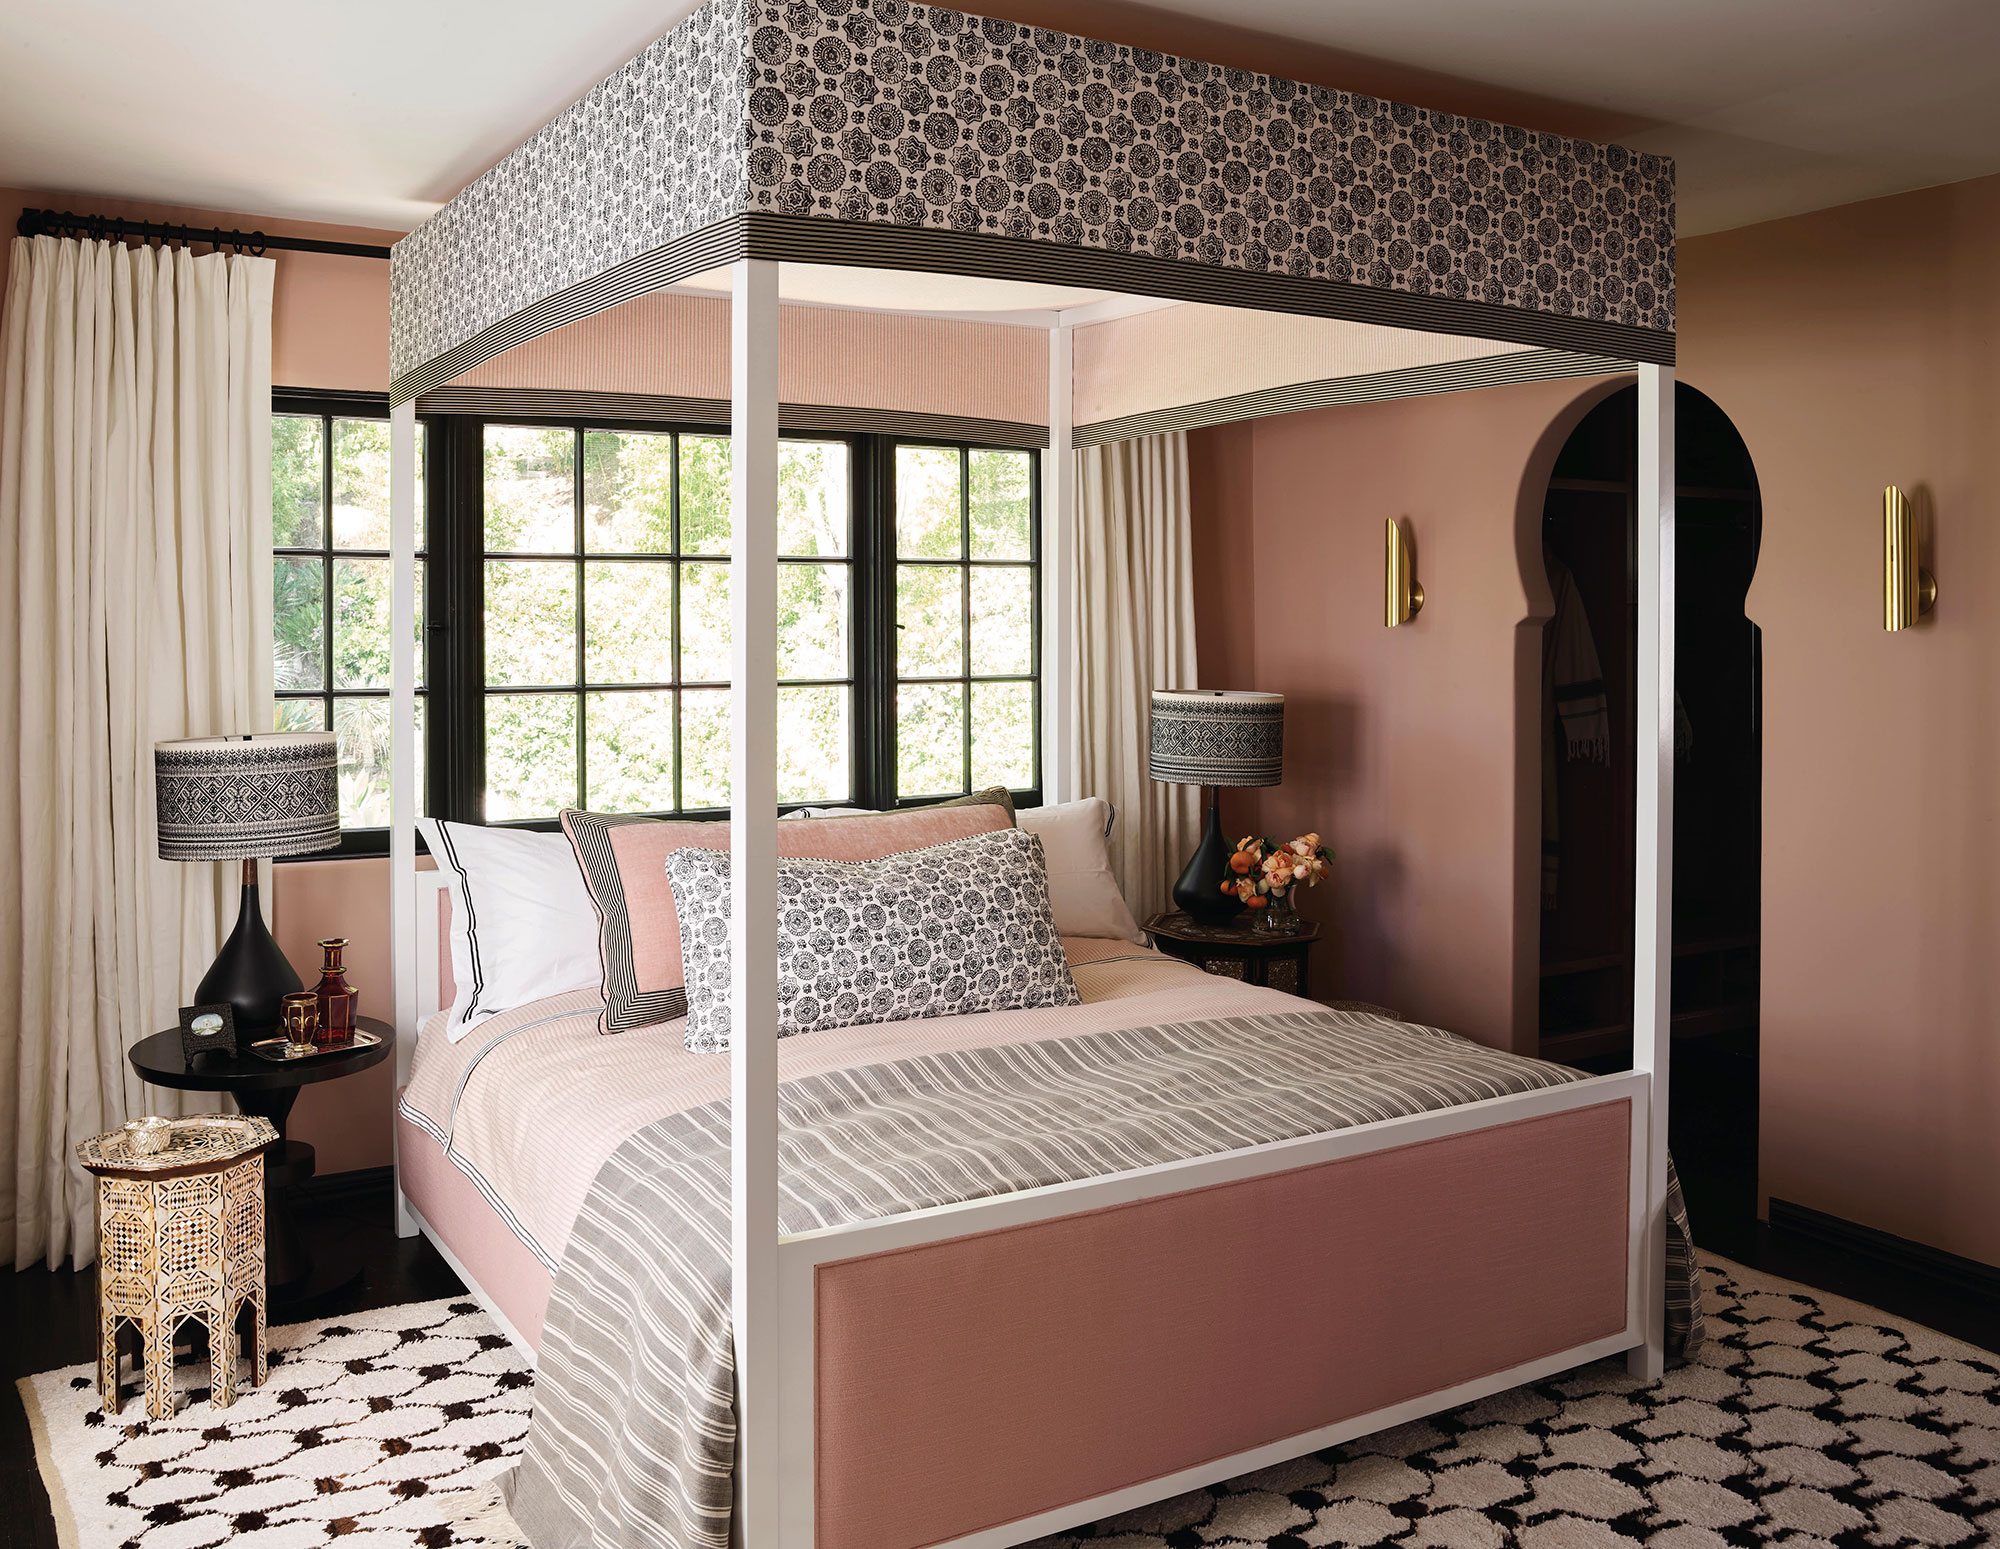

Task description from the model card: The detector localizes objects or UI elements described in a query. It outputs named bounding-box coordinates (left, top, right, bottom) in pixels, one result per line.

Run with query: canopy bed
left=382, top=6, right=1682, bottom=1547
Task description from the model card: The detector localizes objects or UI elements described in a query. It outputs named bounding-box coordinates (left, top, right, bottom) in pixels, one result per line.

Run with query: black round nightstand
left=1146, top=911, right=1322, bottom=997
left=128, top=1016, right=393, bottom=1305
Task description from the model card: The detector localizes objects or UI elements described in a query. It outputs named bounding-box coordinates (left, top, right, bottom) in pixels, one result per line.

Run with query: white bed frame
left=384, top=55, right=1676, bottom=1543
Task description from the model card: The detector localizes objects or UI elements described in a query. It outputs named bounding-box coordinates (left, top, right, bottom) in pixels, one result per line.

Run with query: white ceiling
left=3, top=0, right=1997, bottom=239
left=673, top=263, right=1139, bottom=320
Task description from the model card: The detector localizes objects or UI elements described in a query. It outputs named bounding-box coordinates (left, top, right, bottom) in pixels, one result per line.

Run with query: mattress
left=398, top=937, right=1275, bottom=1273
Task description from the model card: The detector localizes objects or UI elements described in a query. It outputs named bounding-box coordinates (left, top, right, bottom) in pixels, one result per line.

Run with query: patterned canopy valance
left=390, top=0, right=1675, bottom=402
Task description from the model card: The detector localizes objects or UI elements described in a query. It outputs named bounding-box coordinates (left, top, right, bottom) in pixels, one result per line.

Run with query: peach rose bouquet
left=1222, top=832, right=1333, bottom=908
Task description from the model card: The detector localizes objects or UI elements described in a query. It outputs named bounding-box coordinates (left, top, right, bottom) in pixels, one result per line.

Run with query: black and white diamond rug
left=20, top=1257, right=1997, bottom=1548
left=18, top=1297, right=530, bottom=1548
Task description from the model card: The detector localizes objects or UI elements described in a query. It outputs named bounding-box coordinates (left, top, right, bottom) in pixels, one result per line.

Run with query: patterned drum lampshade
left=155, top=733, right=340, bottom=861
left=1148, top=691, right=1285, bottom=788
left=1149, top=691, right=1285, bottom=926
left=155, top=733, right=340, bottom=1031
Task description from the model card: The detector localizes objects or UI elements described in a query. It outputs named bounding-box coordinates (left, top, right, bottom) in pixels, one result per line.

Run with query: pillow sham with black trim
left=665, top=825, right=1080, bottom=1053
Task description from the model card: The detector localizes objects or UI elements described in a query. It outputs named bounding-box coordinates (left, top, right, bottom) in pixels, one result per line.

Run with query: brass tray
left=248, top=1027, right=383, bottom=1064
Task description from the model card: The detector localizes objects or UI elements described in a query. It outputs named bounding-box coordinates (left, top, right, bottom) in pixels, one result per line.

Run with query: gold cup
left=281, top=990, right=320, bottom=1055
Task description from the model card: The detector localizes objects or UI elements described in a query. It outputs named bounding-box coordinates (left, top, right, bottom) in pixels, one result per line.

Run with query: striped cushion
left=561, top=790, right=1015, bottom=1034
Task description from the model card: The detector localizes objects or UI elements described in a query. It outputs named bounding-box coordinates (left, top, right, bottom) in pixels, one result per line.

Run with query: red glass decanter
left=313, top=937, right=358, bottom=1045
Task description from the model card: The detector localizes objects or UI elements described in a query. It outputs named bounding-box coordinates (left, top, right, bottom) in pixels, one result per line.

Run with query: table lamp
left=155, top=732, right=340, bottom=1031
left=1149, top=690, right=1284, bottom=925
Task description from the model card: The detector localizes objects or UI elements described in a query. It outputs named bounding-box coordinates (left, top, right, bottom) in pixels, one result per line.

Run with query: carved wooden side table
left=76, top=1114, right=276, bottom=1420
left=1145, top=911, right=1323, bottom=997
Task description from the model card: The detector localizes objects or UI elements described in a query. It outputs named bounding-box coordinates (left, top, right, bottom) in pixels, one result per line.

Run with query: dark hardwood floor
left=4, top=1171, right=1993, bottom=1548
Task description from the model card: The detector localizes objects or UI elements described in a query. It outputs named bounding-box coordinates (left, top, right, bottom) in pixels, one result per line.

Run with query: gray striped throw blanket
left=502, top=1007, right=1700, bottom=1549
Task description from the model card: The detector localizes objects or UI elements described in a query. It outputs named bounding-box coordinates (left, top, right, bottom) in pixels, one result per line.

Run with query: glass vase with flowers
left=1221, top=832, right=1333, bottom=935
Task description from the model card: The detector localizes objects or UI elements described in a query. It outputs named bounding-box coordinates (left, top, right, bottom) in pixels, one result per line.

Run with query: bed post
left=730, top=256, right=783, bottom=1545
left=389, top=396, right=420, bottom=1240
left=1042, top=322, right=1077, bottom=803
left=1628, top=362, right=1676, bottom=1379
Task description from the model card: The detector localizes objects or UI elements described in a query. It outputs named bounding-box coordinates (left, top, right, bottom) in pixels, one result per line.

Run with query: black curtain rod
left=15, top=207, right=392, bottom=261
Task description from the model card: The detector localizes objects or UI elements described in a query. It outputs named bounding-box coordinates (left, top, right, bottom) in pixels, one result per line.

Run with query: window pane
left=969, top=566, right=1033, bottom=675
left=680, top=434, right=731, bottom=555
left=898, top=682, right=965, bottom=797
left=274, top=696, right=326, bottom=733
left=969, top=449, right=1032, bottom=559
left=585, top=561, right=675, bottom=685
left=586, top=690, right=675, bottom=813
left=274, top=555, right=323, bottom=690
left=679, top=561, right=731, bottom=683
left=486, top=693, right=577, bottom=820
left=486, top=560, right=577, bottom=686
left=583, top=429, right=675, bottom=553
left=332, top=557, right=424, bottom=690
left=334, top=695, right=424, bottom=826
left=780, top=685, right=849, bottom=803
left=972, top=682, right=1034, bottom=791
left=896, top=445, right=961, bottom=558
left=897, top=564, right=963, bottom=676
left=778, top=562, right=849, bottom=681
left=778, top=440, right=849, bottom=557
left=331, top=418, right=393, bottom=548
left=273, top=414, right=324, bottom=548
left=484, top=425, right=575, bottom=552
left=680, top=688, right=730, bottom=808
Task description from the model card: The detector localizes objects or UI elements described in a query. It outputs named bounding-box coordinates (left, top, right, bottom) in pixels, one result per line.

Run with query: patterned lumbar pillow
left=666, top=826, right=1081, bottom=1053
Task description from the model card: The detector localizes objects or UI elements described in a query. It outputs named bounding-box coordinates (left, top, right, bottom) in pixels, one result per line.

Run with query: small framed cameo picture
left=178, top=1003, right=238, bottom=1061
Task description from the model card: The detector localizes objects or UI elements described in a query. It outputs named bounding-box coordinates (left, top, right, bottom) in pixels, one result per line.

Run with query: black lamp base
left=1171, top=789, right=1245, bottom=926
left=195, top=861, right=301, bottom=1035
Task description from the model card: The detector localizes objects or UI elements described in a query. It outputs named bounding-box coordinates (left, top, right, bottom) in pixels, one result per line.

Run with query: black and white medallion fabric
left=390, top=0, right=1676, bottom=387
left=664, top=825, right=1080, bottom=1052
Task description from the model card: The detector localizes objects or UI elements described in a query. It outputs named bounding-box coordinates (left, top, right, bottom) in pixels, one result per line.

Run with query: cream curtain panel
left=0, top=236, right=275, bottom=1270
left=1072, top=431, right=1201, bottom=924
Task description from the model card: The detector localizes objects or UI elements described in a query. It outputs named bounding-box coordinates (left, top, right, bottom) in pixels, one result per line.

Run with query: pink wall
left=460, top=288, right=1049, bottom=427
left=0, top=187, right=396, bottom=393
left=1188, top=170, right=2000, bottom=1270
left=269, top=860, right=398, bottom=1175
left=1676, top=174, right=2000, bottom=1267
left=1188, top=375, right=1621, bottom=1055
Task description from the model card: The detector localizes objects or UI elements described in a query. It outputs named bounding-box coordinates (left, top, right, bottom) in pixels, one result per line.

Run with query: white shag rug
left=18, top=1296, right=530, bottom=1548
left=19, top=1257, right=1998, bottom=1548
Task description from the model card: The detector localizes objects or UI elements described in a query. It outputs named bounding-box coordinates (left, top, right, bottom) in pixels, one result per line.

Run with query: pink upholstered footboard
left=397, top=1107, right=553, bottom=1353
left=812, top=1100, right=1632, bottom=1549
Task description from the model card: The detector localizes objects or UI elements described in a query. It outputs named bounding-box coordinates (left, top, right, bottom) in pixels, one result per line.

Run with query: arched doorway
left=1537, top=382, right=1762, bottom=1245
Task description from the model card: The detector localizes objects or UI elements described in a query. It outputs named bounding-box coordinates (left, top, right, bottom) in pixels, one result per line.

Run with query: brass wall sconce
left=1883, top=485, right=1937, bottom=631
left=1385, top=516, right=1424, bottom=627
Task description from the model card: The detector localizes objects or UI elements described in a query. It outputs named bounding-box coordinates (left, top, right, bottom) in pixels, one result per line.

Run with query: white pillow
left=1015, top=798, right=1147, bottom=945
left=420, top=818, right=603, bottom=1041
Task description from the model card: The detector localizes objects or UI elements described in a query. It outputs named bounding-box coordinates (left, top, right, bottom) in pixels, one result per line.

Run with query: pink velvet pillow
left=562, top=791, right=1014, bottom=1033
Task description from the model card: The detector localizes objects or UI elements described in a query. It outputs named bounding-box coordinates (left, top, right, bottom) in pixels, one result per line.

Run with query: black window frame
left=876, top=437, right=1044, bottom=804
left=276, top=407, right=1041, bottom=855
left=271, top=387, right=440, bottom=859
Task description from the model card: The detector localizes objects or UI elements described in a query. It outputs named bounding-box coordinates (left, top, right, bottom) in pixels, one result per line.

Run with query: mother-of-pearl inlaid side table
left=76, top=1114, right=276, bottom=1420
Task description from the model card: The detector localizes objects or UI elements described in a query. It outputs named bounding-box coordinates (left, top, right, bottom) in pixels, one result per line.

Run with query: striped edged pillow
left=561, top=789, right=1015, bottom=1034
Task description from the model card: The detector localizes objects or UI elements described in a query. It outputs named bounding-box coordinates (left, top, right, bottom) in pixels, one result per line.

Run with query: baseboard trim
left=297, top=1165, right=394, bottom=1208
left=1767, top=1198, right=2000, bottom=1300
